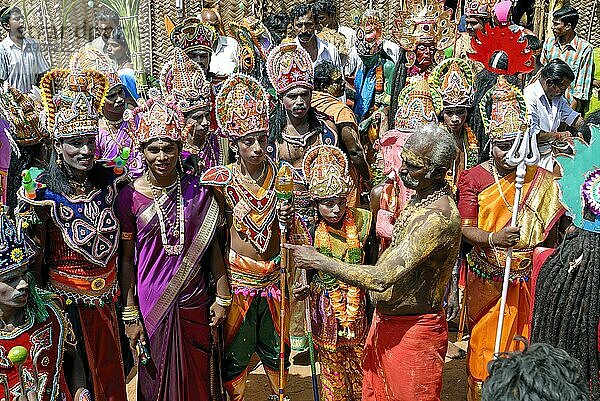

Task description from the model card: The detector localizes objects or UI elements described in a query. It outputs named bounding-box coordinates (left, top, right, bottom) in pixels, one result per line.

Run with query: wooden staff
left=300, top=269, right=320, bottom=401
left=275, top=165, right=294, bottom=401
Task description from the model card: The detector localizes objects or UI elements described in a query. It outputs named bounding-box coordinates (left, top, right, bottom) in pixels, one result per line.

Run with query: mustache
left=298, top=33, right=313, bottom=40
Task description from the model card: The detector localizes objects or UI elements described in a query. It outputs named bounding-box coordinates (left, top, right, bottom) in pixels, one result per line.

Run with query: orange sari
left=457, top=165, right=564, bottom=400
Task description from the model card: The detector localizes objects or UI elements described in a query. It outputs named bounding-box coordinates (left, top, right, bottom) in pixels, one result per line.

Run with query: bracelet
left=215, top=295, right=232, bottom=307
left=122, top=306, right=141, bottom=323
left=488, top=232, right=495, bottom=248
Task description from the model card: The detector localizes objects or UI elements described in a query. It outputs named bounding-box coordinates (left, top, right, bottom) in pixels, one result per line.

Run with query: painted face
left=185, top=106, right=211, bottom=145
left=142, top=138, right=180, bottom=179
left=55, top=135, right=96, bottom=171
left=233, top=132, right=268, bottom=167
left=103, top=85, right=126, bottom=116
left=282, top=87, right=312, bottom=119
left=415, top=41, right=436, bottom=69
left=491, top=140, right=516, bottom=171
left=96, top=20, right=116, bottom=42
left=364, top=22, right=381, bottom=45
left=543, top=77, right=571, bottom=100
left=400, top=145, right=432, bottom=190
left=442, top=107, right=468, bottom=134
left=317, top=197, right=347, bottom=224
left=294, top=12, right=316, bottom=43
left=0, top=267, right=29, bottom=310
left=186, top=50, right=211, bottom=75
left=465, top=16, right=485, bottom=37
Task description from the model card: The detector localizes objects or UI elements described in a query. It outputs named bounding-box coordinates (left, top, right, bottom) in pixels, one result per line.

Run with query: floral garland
left=464, top=124, right=479, bottom=168
left=315, top=210, right=362, bottom=339
left=375, top=64, right=384, bottom=93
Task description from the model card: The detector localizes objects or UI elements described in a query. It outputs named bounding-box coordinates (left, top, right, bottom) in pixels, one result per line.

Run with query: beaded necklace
left=145, top=171, right=185, bottom=255
left=393, top=186, right=450, bottom=240
left=315, top=210, right=362, bottom=339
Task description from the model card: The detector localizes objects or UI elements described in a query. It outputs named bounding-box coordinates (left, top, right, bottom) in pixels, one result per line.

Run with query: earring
left=56, top=153, right=62, bottom=166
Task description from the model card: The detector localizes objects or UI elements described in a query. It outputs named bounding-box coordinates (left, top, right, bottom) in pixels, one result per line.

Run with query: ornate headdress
left=394, top=79, right=442, bottom=131
left=0, top=208, right=37, bottom=276
left=167, top=17, right=218, bottom=54
left=303, top=145, right=351, bottom=199
left=392, top=0, right=455, bottom=67
left=40, top=69, right=108, bottom=139
left=215, top=74, right=269, bottom=141
left=468, top=24, right=533, bottom=76
left=229, top=23, right=266, bottom=76
left=69, top=46, right=122, bottom=90
left=354, top=9, right=384, bottom=56
left=556, top=129, right=600, bottom=233
left=464, top=0, right=498, bottom=18
left=267, top=43, right=314, bottom=95
left=430, top=58, right=474, bottom=108
left=0, top=84, right=47, bottom=146
left=160, top=47, right=212, bottom=114
left=377, top=129, right=412, bottom=177
left=126, top=91, right=190, bottom=144
left=480, top=75, right=528, bottom=141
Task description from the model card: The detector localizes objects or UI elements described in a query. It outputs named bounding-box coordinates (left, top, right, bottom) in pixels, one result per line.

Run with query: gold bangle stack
left=122, top=305, right=141, bottom=324
left=215, top=295, right=232, bottom=307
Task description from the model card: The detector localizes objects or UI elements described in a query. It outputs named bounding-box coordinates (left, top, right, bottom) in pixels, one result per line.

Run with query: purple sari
left=96, top=119, right=145, bottom=179
left=116, top=174, right=219, bottom=401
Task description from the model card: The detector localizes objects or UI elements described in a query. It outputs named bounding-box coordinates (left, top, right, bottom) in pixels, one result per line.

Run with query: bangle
left=215, top=295, right=232, bottom=307
left=122, top=305, right=141, bottom=323
left=488, top=232, right=495, bottom=248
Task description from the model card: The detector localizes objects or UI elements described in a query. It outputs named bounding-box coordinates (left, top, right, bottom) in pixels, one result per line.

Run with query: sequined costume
left=457, top=76, right=564, bottom=400
left=18, top=69, right=128, bottom=401
left=200, top=74, right=290, bottom=400
left=302, top=145, right=371, bottom=401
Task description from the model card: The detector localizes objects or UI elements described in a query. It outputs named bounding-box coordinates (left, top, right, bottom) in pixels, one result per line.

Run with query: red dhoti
left=362, top=311, right=448, bottom=401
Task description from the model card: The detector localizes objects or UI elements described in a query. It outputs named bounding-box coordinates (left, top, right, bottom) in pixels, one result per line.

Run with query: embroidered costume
left=18, top=69, right=128, bottom=401
left=200, top=74, right=289, bottom=400
left=303, top=145, right=371, bottom=401
left=117, top=93, right=218, bottom=401
left=457, top=72, right=564, bottom=400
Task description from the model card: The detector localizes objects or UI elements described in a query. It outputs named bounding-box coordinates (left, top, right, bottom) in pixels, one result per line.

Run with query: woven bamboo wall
left=570, top=0, right=599, bottom=47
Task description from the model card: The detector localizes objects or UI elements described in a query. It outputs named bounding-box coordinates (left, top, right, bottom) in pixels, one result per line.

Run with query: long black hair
left=531, top=227, right=600, bottom=400
left=41, top=148, right=110, bottom=195
left=268, top=99, right=323, bottom=144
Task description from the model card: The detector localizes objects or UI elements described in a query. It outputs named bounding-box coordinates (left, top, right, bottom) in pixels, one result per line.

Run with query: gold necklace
left=490, top=161, right=513, bottom=212
left=234, top=162, right=267, bottom=186
left=393, top=186, right=451, bottom=238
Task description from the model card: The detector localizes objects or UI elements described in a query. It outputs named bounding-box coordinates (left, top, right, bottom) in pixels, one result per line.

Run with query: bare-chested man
left=286, top=123, right=462, bottom=401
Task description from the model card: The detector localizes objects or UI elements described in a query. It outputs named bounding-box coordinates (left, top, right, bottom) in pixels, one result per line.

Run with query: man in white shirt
left=291, top=4, right=342, bottom=71
left=0, top=7, right=49, bottom=93
left=200, top=8, right=239, bottom=77
left=524, top=58, right=586, bottom=171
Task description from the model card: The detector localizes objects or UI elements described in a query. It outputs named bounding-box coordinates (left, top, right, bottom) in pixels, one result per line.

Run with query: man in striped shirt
left=541, top=5, right=593, bottom=114
left=0, top=7, right=49, bottom=94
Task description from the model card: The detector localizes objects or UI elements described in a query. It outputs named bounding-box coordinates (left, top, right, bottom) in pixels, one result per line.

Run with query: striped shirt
left=0, top=37, right=50, bottom=93
left=541, top=34, right=593, bottom=103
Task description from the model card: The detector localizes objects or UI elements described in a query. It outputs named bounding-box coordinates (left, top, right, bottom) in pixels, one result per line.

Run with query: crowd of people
left=0, top=0, right=598, bottom=400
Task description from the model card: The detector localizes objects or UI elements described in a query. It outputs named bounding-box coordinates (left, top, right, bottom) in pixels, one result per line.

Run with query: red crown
left=267, top=44, right=314, bottom=95
left=170, top=18, right=218, bottom=54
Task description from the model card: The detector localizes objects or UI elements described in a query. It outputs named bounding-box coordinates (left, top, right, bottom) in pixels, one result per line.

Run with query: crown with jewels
left=267, top=43, right=314, bottom=95
left=392, top=0, right=455, bottom=67
left=394, top=79, right=442, bottom=131
left=126, top=90, right=191, bottom=145
left=0, top=207, right=38, bottom=276
left=169, top=17, right=218, bottom=54
left=69, top=46, right=122, bottom=90
left=160, top=47, right=212, bottom=114
left=303, top=145, right=351, bottom=199
left=464, top=0, right=498, bottom=17
left=430, top=58, right=474, bottom=108
left=481, top=75, right=528, bottom=141
left=0, top=84, right=47, bottom=146
left=40, top=69, right=108, bottom=139
left=215, top=74, right=269, bottom=141
left=354, top=9, right=384, bottom=56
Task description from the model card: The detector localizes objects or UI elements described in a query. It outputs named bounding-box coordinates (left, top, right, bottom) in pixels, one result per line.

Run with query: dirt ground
left=126, top=339, right=468, bottom=401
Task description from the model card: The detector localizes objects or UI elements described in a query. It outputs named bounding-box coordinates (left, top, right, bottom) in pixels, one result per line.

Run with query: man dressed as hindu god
left=389, top=0, right=455, bottom=127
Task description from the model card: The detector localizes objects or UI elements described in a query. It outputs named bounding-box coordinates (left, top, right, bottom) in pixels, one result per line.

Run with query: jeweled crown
left=483, top=76, right=528, bottom=141
left=0, top=208, right=37, bottom=276
left=127, top=92, right=190, bottom=144
left=303, top=145, right=350, bottom=199
left=394, top=79, right=442, bottom=131
left=431, top=58, right=474, bottom=108
left=170, top=18, right=218, bottom=54
left=267, top=44, right=314, bottom=95
left=0, top=84, right=47, bottom=146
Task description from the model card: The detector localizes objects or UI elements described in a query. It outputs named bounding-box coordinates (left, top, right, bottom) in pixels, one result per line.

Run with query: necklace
left=145, top=171, right=185, bottom=255
left=233, top=162, right=267, bottom=187
left=315, top=210, right=362, bottom=339
left=490, top=161, right=513, bottom=212
left=282, top=125, right=316, bottom=148
left=393, top=186, right=451, bottom=239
